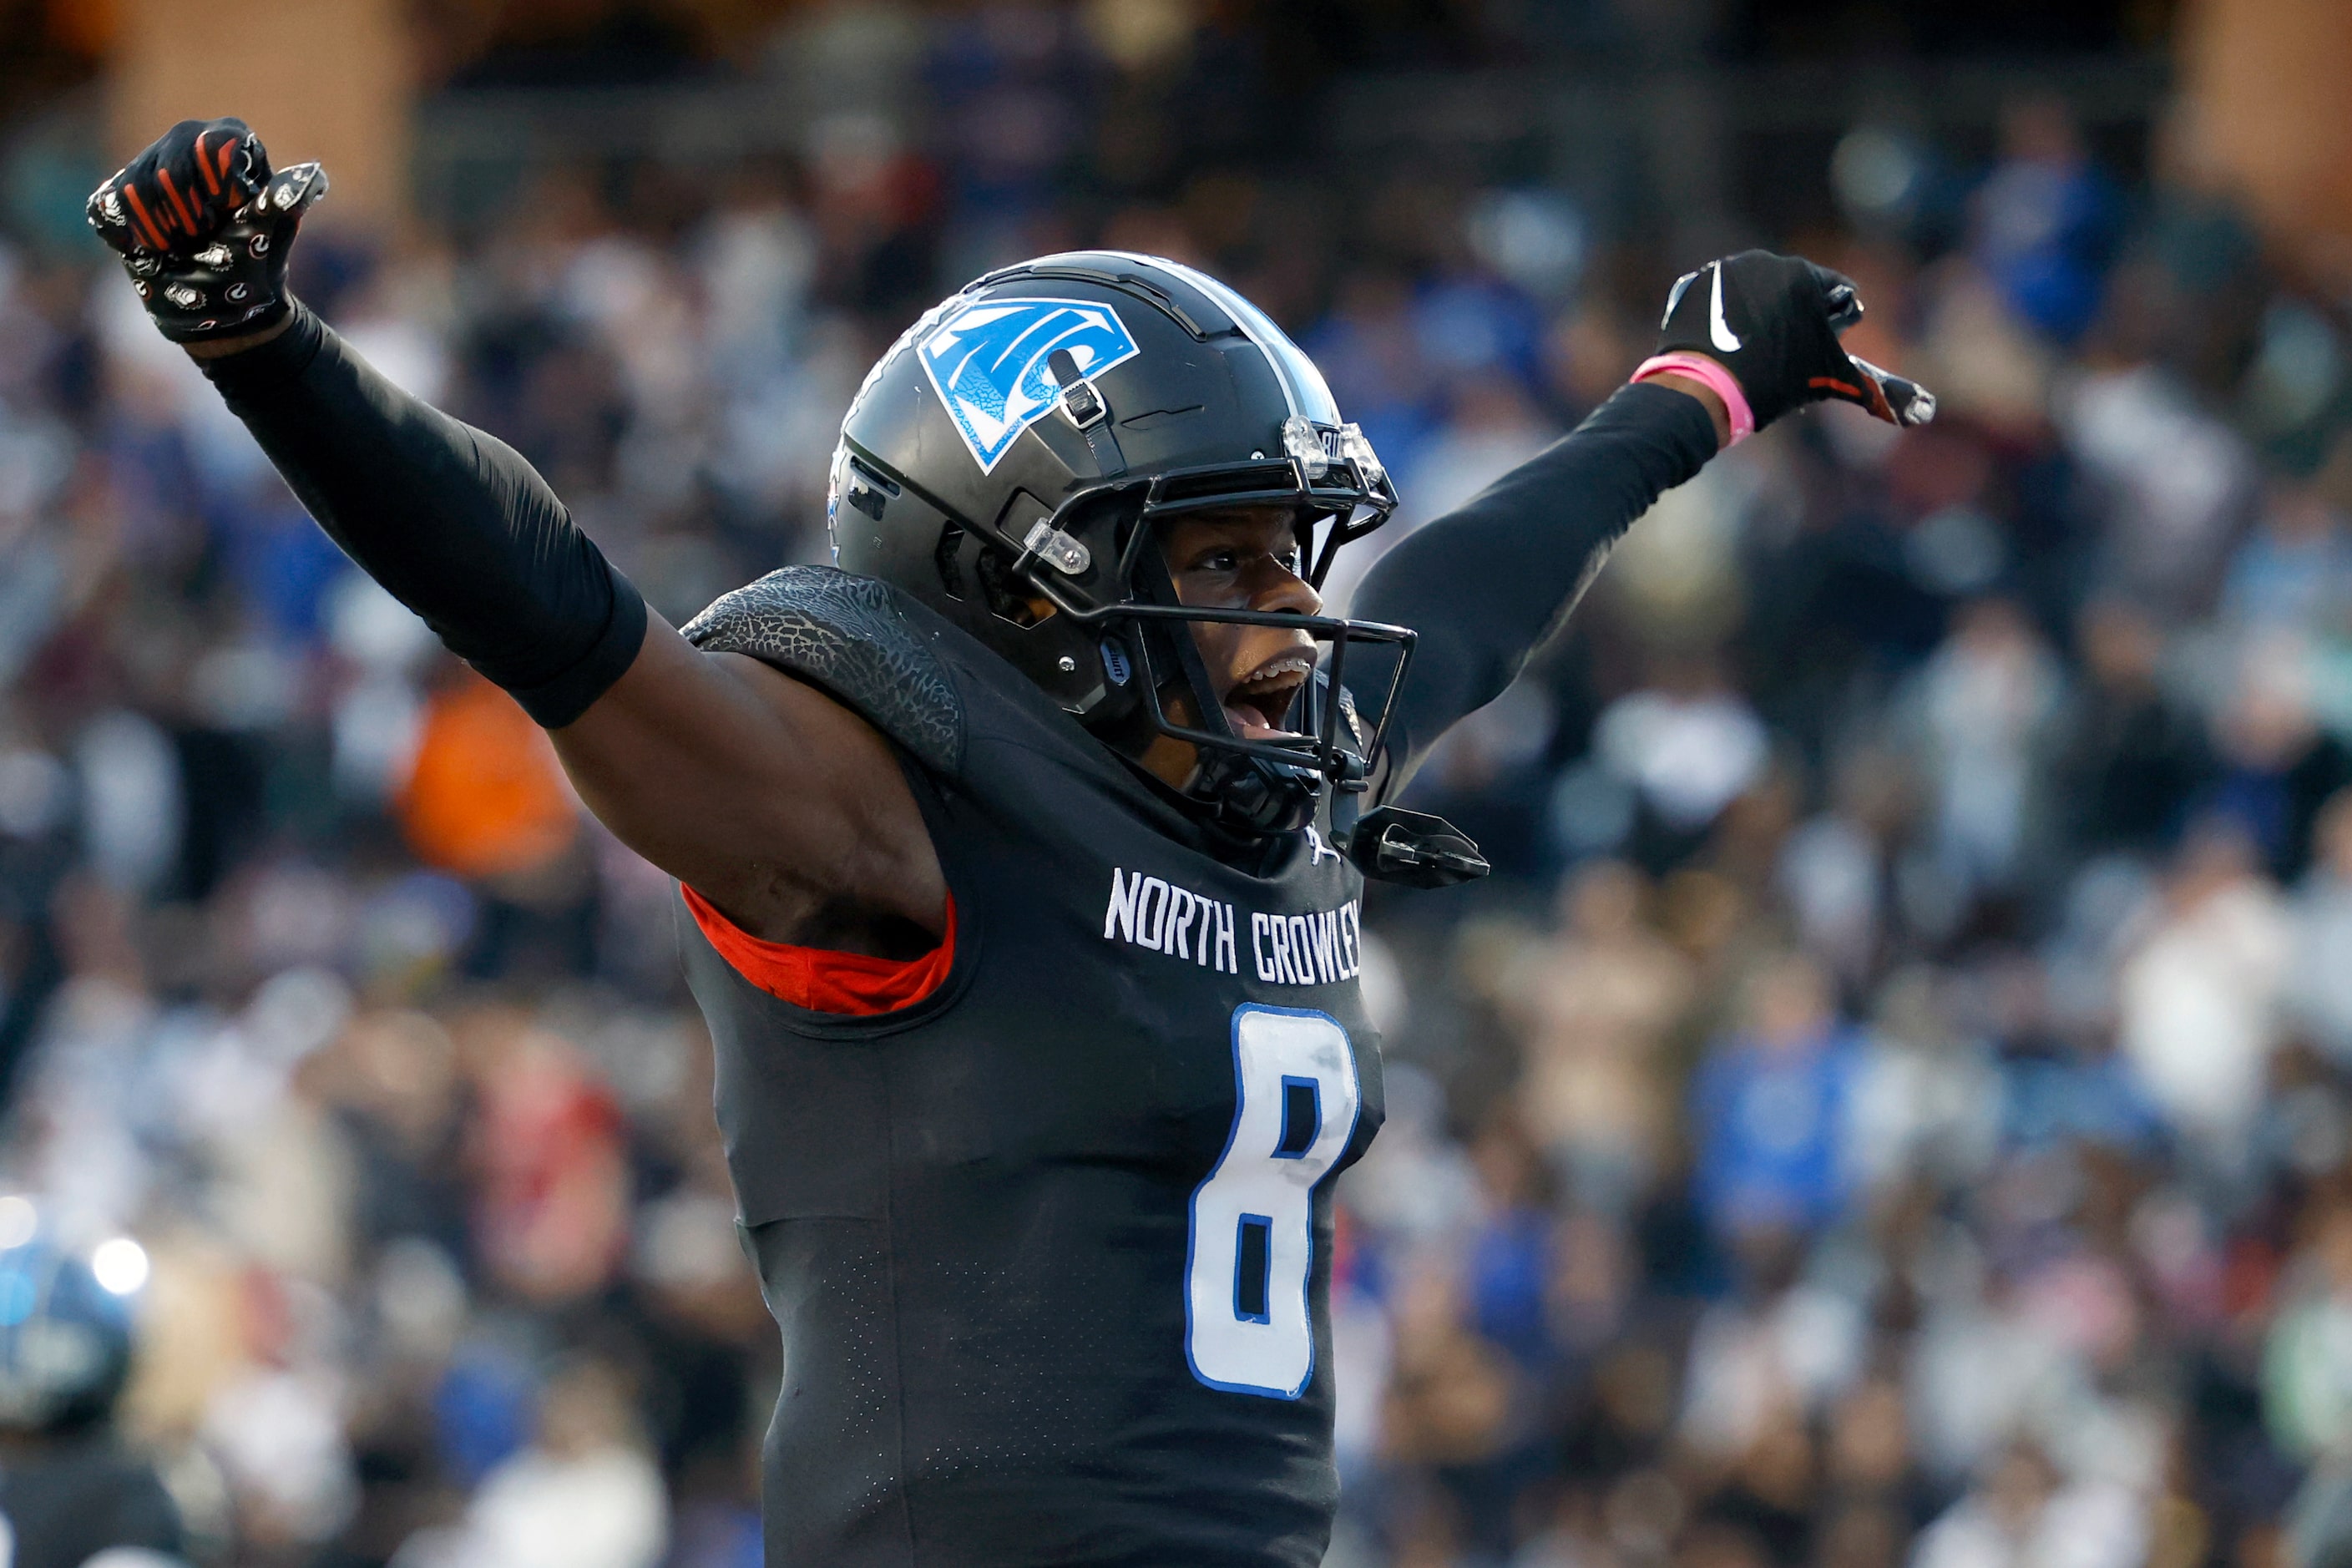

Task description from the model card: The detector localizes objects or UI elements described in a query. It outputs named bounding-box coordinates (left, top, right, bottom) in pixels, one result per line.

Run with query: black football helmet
left=828, top=251, right=1416, bottom=840
left=0, top=1237, right=137, bottom=1435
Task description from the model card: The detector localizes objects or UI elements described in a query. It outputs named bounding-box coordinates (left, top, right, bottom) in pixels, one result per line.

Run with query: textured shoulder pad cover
left=681, top=566, right=963, bottom=774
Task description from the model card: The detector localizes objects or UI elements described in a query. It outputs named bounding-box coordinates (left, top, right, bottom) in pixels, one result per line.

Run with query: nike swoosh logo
left=1661, top=270, right=1696, bottom=330
left=1708, top=262, right=1742, bottom=354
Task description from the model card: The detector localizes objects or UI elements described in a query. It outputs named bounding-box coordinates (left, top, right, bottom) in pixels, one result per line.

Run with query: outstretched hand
left=1654, top=250, right=1935, bottom=432
left=88, top=117, right=325, bottom=346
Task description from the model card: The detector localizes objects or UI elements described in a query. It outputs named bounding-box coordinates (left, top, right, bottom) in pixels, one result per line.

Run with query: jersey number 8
left=1186, top=1004, right=1363, bottom=1399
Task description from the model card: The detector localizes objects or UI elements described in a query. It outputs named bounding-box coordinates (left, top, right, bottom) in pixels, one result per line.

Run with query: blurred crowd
left=3, top=5, right=2350, bottom=1568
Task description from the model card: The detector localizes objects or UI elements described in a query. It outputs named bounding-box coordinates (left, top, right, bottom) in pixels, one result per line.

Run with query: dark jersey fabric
left=679, top=586, right=1383, bottom=1567
left=0, top=1435, right=184, bottom=1567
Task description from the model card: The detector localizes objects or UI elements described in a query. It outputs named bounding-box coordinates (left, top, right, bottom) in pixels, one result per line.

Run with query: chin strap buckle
left=1059, top=377, right=1108, bottom=429
left=1047, top=346, right=1127, bottom=478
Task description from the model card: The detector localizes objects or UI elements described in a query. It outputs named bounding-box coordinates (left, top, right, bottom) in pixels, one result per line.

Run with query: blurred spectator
left=396, top=672, right=579, bottom=884
left=1677, top=1228, right=1863, bottom=1467
left=2206, top=641, right=2352, bottom=881
left=1778, top=749, right=1906, bottom=989
left=1910, top=1439, right=2147, bottom=1568
left=1498, top=860, right=1691, bottom=1209
left=2225, top=475, right=2352, bottom=637
left=461, top=1011, right=630, bottom=1303
left=2051, top=598, right=2213, bottom=862
left=2267, top=1204, right=2352, bottom=1466
left=1690, top=954, right=1864, bottom=1243
left=1304, top=271, right=1440, bottom=482
left=2117, top=821, right=2290, bottom=1161
left=396, top=1358, right=668, bottom=1568
left=1969, top=99, right=2120, bottom=346
left=2291, top=792, right=2352, bottom=1064
left=2058, top=333, right=2256, bottom=618
left=1592, top=655, right=1771, bottom=865
left=1901, top=597, right=2065, bottom=915
left=1324, top=371, right=1559, bottom=614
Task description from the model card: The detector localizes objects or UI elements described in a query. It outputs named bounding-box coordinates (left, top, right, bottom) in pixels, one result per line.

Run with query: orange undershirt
left=682, top=886, right=956, bottom=1015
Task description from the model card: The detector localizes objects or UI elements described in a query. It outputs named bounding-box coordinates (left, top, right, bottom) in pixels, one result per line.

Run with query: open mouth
left=1222, top=648, right=1314, bottom=740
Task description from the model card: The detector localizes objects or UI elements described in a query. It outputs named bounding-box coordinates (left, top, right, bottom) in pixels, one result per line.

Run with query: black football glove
left=1656, top=250, right=1934, bottom=431
left=87, top=117, right=326, bottom=345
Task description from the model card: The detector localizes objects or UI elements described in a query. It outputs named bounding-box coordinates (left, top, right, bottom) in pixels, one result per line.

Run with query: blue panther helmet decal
left=918, top=296, right=1141, bottom=472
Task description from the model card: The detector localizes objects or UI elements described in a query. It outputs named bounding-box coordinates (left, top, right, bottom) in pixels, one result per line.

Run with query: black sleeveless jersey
left=676, top=568, right=1384, bottom=1568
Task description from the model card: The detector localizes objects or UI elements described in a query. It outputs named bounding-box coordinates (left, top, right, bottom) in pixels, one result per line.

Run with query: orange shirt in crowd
left=397, top=672, right=579, bottom=879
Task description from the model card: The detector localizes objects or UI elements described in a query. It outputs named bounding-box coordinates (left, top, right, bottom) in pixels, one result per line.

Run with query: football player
left=0, top=1233, right=189, bottom=1567
left=89, top=119, right=1930, bottom=1568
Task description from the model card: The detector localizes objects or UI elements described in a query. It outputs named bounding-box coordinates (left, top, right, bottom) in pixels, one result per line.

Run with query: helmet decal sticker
left=918, top=296, right=1140, bottom=473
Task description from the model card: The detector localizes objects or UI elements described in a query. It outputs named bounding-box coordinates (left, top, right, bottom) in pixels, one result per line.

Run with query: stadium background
left=7, top=1, right=2352, bottom=1564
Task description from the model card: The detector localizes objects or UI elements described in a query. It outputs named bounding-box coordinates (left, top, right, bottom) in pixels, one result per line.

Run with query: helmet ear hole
left=974, top=545, right=1051, bottom=628
left=933, top=523, right=967, bottom=601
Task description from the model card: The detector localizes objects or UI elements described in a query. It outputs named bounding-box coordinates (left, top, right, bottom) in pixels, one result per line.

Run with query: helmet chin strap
left=1188, top=745, right=1319, bottom=837
left=1128, top=539, right=1319, bottom=838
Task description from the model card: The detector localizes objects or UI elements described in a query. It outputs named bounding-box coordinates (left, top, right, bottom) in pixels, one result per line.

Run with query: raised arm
left=91, top=119, right=942, bottom=953
left=1356, top=250, right=1935, bottom=795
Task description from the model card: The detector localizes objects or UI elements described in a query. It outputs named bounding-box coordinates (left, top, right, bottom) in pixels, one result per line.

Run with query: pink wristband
left=1631, top=352, right=1755, bottom=446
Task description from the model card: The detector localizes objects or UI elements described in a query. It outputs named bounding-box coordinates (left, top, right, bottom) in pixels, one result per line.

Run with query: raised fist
left=88, top=117, right=326, bottom=345
left=1656, top=250, right=1934, bottom=432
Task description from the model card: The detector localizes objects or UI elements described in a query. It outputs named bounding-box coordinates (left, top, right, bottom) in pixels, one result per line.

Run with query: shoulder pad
left=681, top=566, right=963, bottom=774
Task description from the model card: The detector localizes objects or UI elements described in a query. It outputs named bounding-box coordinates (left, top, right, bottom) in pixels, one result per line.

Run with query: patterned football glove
left=1656, top=250, right=1935, bottom=430
left=87, top=117, right=326, bottom=345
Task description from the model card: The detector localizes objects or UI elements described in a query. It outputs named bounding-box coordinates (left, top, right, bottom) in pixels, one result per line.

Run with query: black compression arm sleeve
left=1353, top=382, right=1717, bottom=793
left=200, top=304, right=647, bottom=727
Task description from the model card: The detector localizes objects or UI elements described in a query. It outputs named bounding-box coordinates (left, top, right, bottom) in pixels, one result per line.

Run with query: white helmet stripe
left=1078, top=251, right=1343, bottom=426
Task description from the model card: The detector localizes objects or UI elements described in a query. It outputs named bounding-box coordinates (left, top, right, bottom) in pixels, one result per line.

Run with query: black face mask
left=1177, top=704, right=1323, bottom=838
left=1113, top=528, right=1379, bottom=836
